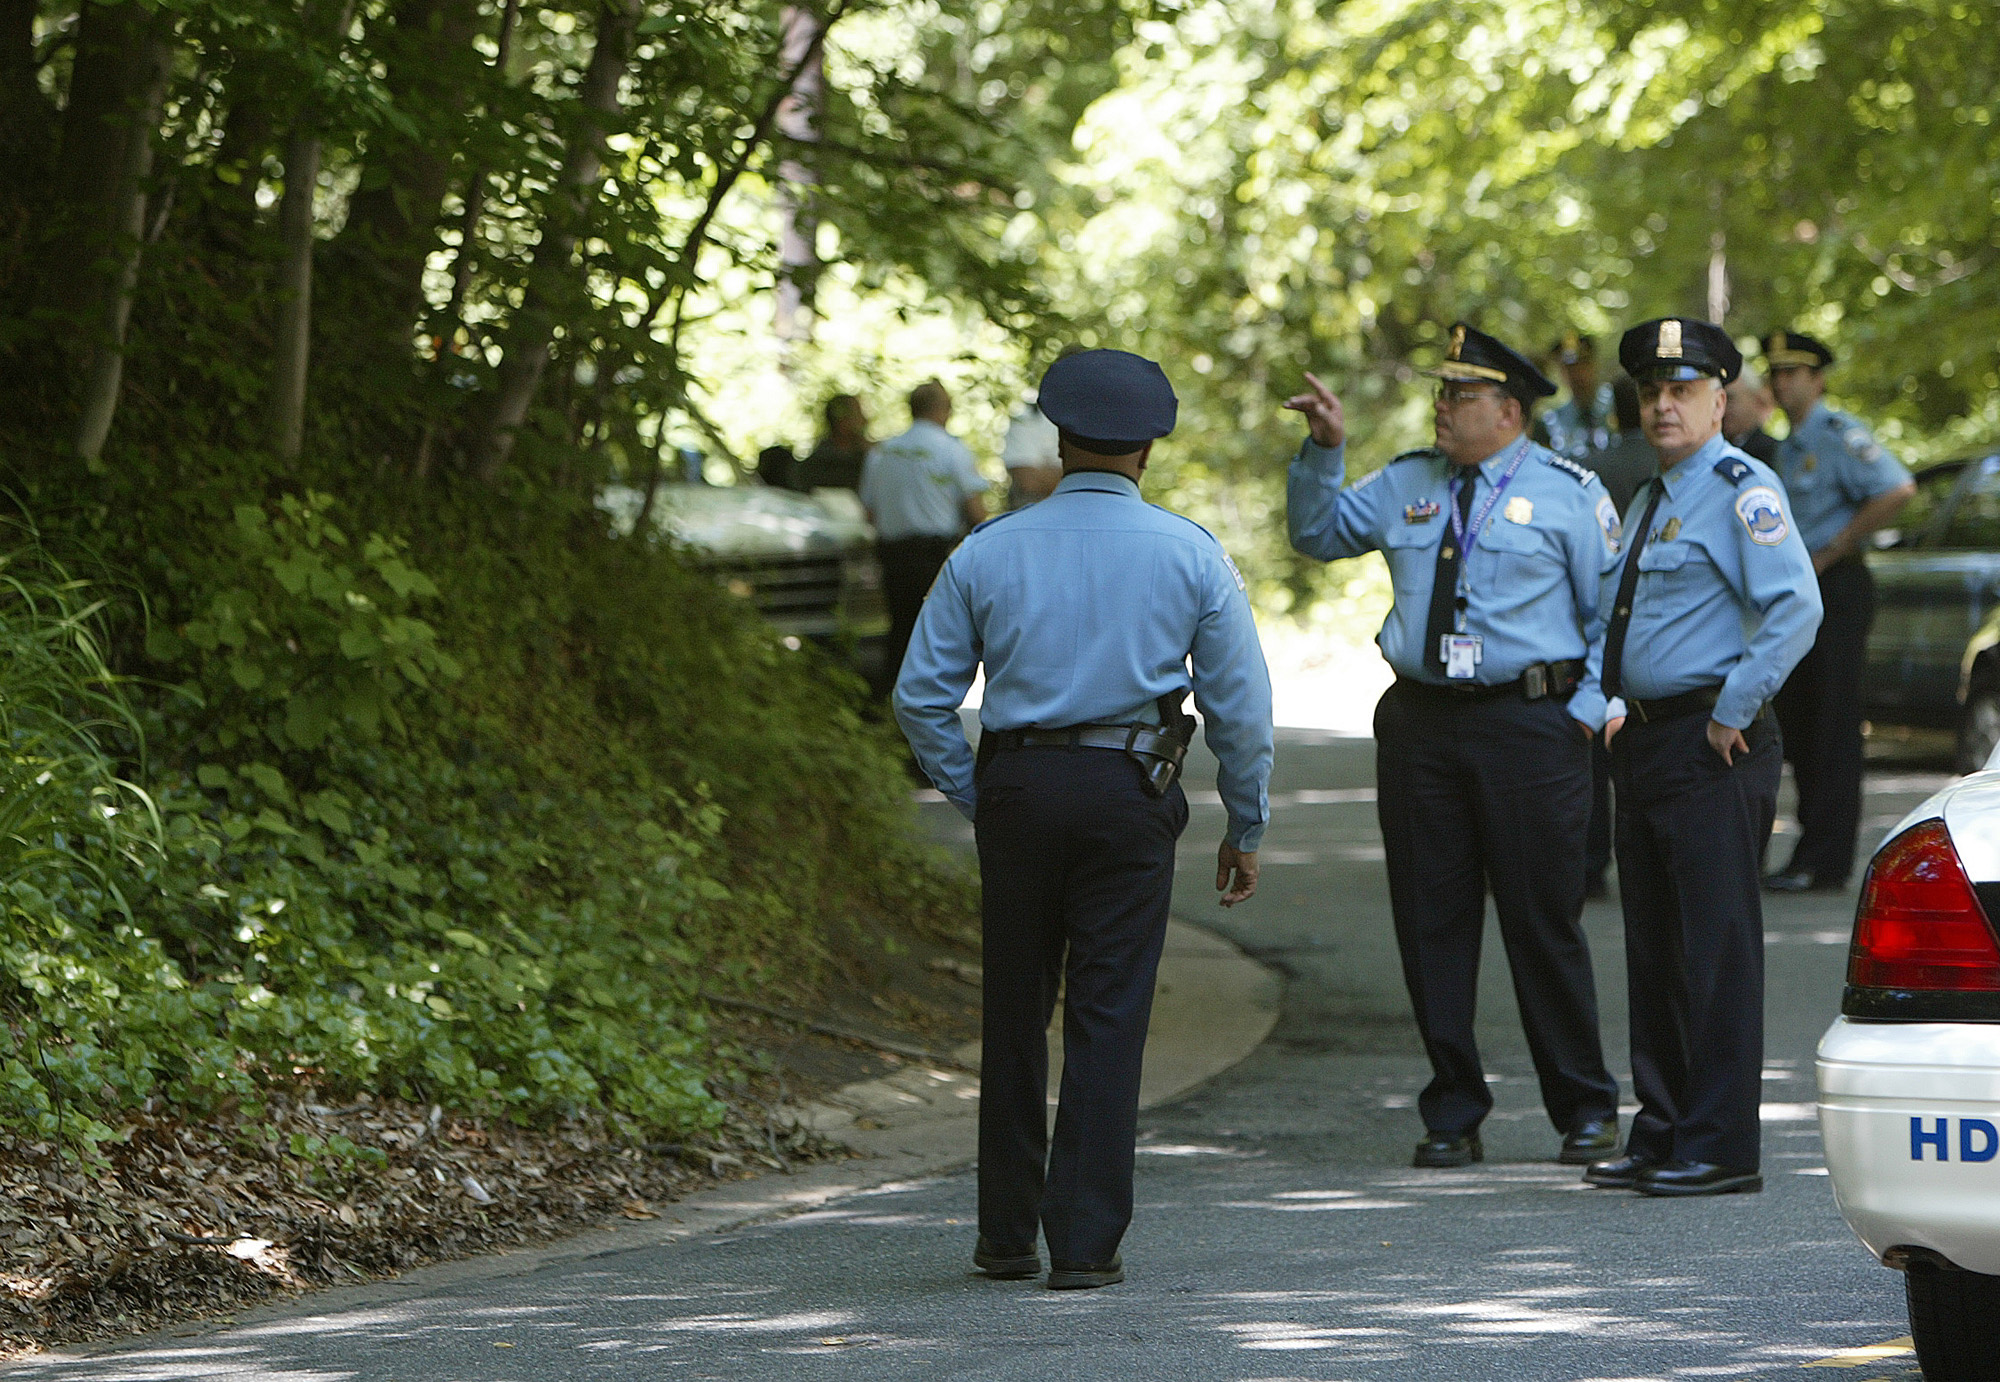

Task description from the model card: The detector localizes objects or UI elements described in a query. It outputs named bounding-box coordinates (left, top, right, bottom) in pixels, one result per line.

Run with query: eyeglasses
left=1435, top=384, right=1504, bottom=407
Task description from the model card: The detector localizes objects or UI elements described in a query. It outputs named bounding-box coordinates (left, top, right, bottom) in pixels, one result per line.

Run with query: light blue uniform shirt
left=893, top=471, right=1274, bottom=850
left=1539, top=383, right=1617, bottom=460
left=1288, top=435, right=1625, bottom=728
left=1603, top=433, right=1823, bottom=730
left=858, top=420, right=988, bottom=540
left=1774, top=401, right=1913, bottom=553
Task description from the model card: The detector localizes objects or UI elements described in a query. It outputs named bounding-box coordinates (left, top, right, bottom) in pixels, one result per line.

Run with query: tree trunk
left=471, top=0, right=641, bottom=480
left=61, top=0, right=174, bottom=462
left=330, top=0, right=481, bottom=339
left=773, top=4, right=824, bottom=363
left=269, top=0, right=358, bottom=460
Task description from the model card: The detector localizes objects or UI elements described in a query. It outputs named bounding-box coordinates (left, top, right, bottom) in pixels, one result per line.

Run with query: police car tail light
left=1849, top=818, right=2000, bottom=992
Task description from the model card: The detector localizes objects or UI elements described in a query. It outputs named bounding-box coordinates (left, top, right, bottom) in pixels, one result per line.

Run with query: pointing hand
left=1282, top=372, right=1346, bottom=449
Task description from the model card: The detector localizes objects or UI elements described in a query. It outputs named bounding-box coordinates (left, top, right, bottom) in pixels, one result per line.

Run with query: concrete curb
left=6, top=917, right=1278, bottom=1369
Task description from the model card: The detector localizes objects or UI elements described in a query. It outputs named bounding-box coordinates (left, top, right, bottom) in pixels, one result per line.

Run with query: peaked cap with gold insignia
left=1424, top=322, right=1557, bottom=403
left=1618, top=316, right=1742, bottom=385
left=1763, top=329, right=1834, bottom=371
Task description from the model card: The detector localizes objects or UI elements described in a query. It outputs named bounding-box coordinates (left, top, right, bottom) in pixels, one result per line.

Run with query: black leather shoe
left=1582, top=1152, right=1657, bottom=1189
left=1412, top=1132, right=1482, bottom=1168
left=1558, top=1116, right=1620, bottom=1165
left=1635, top=1161, right=1763, bottom=1197
left=1047, top=1255, right=1123, bottom=1290
left=974, top=1238, right=1041, bottom=1279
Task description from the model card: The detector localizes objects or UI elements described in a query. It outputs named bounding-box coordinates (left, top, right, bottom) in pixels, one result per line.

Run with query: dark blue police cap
left=1618, top=317, right=1742, bottom=385
left=1037, top=349, right=1178, bottom=453
left=1424, top=322, right=1557, bottom=403
left=1764, top=329, right=1834, bottom=371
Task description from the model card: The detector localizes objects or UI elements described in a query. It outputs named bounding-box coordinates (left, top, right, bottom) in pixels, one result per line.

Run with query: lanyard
left=1446, top=438, right=1532, bottom=589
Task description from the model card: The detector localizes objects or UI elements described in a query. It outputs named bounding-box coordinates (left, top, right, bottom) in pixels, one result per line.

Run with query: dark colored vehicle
left=1863, top=453, right=2000, bottom=771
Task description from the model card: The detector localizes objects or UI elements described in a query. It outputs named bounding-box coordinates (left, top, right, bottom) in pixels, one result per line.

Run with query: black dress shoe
left=974, top=1238, right=1041, bottom=1279
left=1582, top=1152, right=1658, bottom=1189
left=1412, top=1132, right=1482, bottom=1168
left=1557, top=1116, right=1620, bottom=1165
left=1047, top=1255, right=1123, bottom=1290
left=1635, top=1160, right=1763, bottom=1197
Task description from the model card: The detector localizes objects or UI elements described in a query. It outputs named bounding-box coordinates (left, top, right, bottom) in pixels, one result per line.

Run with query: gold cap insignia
left=1769, top=332, right=1786, bottom=355
left=1562, top=331, right=1580, bottom=354
left=1449, top=324, right=1466, bottom=359
left=1659, top=319, right=1683, bottom=359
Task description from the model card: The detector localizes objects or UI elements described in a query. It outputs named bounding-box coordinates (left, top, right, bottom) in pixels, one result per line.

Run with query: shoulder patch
left=1543, top=453, right=1595, bottom=485
left=1714, top=456, right=1754, bottom=485
left=1221, top=550, right=1247, bottom=592
left=1596, top=495, right=1622, bottom=555
left=1735, top=485, right=1789, bottom=546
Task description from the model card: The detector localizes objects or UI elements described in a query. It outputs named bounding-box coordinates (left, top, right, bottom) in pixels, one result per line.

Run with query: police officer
left=1285, top=323, right=1622, bottom=1171
left=1762, top=331, right=1915, bottom=892
left=1532, top=333, right=1616, bottom=460
left=1583, top=318, right=1822, bottom=1198
left=895, top=349, right=1273, bottom=1290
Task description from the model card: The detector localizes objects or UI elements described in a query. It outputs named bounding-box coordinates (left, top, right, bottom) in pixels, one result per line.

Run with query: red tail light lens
left=1850, top=818, right=2000, bottom=992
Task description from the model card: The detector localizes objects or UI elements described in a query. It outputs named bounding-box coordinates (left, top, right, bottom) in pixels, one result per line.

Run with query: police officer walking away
left=1763, top=331, right=1915, bottom=892
left=1584, top=318, right=1822, bottom=1198
left=1285, top=323, right=1622, bottom=1171
left=895, top=350, right=1273, bottom=1290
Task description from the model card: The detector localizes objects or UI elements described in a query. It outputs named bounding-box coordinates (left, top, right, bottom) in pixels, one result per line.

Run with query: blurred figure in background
left=1723, top=370, right=1781, bottom=464
left=756, top=443, right=803, bottom=491
left=1533, top=333, right=1616, bottom=460
left=1000, top=399, right=1062, bottom=509
left=798, top=393, right=871, bottom=491
left=860, top=380, right=989, bottom=689
left=1763, top=331, right=1914, bottom=893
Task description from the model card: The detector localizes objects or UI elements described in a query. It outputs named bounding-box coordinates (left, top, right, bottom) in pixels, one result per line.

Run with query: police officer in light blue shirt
left=1286, top=322, right=1623, bottom=1173
left=1582, top=317, right=1822, bottom=1200
left=1533, top=332, right=1617, bottom=460
left=896, top=349, right=1272, bottom=1292
left=1763, top=330, right=1916, bottom=892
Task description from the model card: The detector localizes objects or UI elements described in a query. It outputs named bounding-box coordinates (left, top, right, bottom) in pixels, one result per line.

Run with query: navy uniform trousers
left=974, top=743, right=1188, bottom=1265
left=1772, top=557, right=1873, bottom=885
left=1373, top=682, right=1619, bottom=1138
left=1611, top=709, right=1780, bottom=1170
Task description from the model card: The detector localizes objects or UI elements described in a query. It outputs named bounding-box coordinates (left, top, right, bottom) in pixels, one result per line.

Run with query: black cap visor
left=1630, top=362, right=1721, bottom=384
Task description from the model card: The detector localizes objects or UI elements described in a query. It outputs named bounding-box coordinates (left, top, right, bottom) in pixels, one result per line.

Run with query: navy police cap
left=1037, top=349, right=1178, bottom=453
left=1424, top=323, right=1557, bottom=402
left=1764, top=329, right=1834, bottom=371
left=1618, top=317, right=1742, bottom=385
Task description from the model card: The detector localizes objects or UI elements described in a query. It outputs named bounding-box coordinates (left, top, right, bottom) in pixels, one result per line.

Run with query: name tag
left=1442, top=634, right=1482, bottom=680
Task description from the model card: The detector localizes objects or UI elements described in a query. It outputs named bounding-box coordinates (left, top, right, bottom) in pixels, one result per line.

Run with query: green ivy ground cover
left=0, top=481, right=971, bottom=1164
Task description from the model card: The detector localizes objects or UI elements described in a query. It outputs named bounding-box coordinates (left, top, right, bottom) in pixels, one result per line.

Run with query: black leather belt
left=1625, top=684, right=1770, bottom=723
left=1396, top=658, right=1585, bottom=704
left=987, top=723, right=1175, bottom=754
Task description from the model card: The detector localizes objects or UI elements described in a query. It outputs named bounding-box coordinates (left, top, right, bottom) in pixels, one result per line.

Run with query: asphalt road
left=20, top=729, right=1941, bottom=1381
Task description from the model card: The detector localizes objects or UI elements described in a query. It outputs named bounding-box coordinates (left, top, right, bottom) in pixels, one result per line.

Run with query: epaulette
left=1154, top=505, right=1222, bottom=542
left=1542, top=453, right=1595, bottom=485
left=1390, top=447, right=1441, bottom=464
left=1714, top=455, right=1753, bottom=484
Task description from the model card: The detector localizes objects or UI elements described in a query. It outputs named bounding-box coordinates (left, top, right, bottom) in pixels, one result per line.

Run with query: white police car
left=1818, top=763, right=2000, bottom=1379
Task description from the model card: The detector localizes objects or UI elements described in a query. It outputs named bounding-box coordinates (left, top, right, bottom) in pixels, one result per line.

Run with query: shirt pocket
left=1635, top=539, right=1703, bottom=600
left=1474, top=516, right=1560, bottom=589
left=1381, top=513, right=1445, bottom=593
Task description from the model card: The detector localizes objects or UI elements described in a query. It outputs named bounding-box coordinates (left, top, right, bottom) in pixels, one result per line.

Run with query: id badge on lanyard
left=1441, top=442, right=1530, bottom=680
left=1442, top=633, right=1483, bottom=680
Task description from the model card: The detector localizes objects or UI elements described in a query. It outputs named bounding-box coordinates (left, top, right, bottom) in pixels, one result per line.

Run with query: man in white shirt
left=1000, top=403, right=1062, bottom=508
left=860, top=379, right=989, bottom=687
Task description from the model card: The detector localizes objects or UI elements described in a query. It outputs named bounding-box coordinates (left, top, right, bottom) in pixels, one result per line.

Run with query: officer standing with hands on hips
left=895, top=349, right=1273, bottom=1291
left=1583, top=318, right=1822, bottom=1198
left=1763, top=331, right=1914, bottom=893
left=1285, top=323, right=1623, bottom=1172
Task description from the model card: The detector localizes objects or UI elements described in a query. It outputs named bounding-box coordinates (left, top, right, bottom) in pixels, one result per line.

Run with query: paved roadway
left=18, top=730, right=1942, bottom=1380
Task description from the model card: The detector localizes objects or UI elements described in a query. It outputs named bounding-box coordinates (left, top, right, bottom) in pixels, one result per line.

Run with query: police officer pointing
left=1583, top=318, right=1822, bottom=1198
left=1286, top=323, right=1622, bottom=1171
left=1763, top=331, right=1914, bottom=892
left=896, top=349, right=1274, bottom=1290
